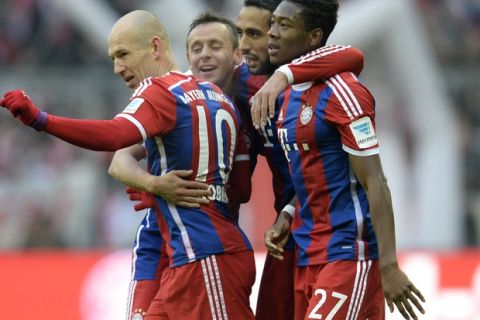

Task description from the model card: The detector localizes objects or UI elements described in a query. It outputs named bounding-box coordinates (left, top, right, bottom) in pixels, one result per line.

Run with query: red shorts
left=294, top=260, right=384, bottom=320
left=126, top=280, right=161, bottom=320
left=255, top=250, right=295, bottom=320
left=146, top=251, right=256, bottom=320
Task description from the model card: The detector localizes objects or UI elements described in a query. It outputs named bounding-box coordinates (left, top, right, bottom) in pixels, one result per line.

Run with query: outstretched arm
left=1, top=90, right=142, bottom=151
left=350, top=154, right=425, bottom=320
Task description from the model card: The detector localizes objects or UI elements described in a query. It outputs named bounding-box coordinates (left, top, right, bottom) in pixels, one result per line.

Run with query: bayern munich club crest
left=131, top=309, right=147, bottom=320
left=300, top=104, right=313, bottom=125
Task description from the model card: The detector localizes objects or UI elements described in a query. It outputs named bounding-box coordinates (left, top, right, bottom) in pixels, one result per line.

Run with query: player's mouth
left=268, top=42, right=280, bottom=56
left=244, top=55, right=257, bottom=65
left=124, top=75, right=136, bottom=87
left=199, top=65, right=217, bottom=76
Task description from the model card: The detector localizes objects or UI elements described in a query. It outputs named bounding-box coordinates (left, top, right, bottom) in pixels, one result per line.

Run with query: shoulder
left=325, top=72, right=374, bottom=106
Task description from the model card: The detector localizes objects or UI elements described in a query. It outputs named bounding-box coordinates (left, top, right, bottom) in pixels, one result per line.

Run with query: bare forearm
left=366, top=180, right=398, bottom=268
left=108, top=147, right=153, bottom=192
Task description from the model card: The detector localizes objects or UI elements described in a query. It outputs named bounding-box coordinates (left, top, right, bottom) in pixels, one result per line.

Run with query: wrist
left=144, top=174, right=157, bottom=194
left=279, top=209, right=293, bottom=224
left=379, top=260, right=398, bottom=272
left=31, top=111, right=48, bottom=131
left=276, top=65, right=293, bottom=84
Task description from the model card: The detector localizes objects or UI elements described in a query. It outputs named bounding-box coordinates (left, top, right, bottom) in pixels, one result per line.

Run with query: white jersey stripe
left=349, top=172, right=366, bottom=260
left=168, top=203, right=196, bottom=261
left=334, top=74, right=363, bottom=116
left=342, top=145, right=380, bottom=157
left=291, top=44, right=342, bottom=64
left=133, top=77, right=153, bottom=97
left=326, top=80, right=354, bottom=119
left=291, top=45, right=343, bottom=64
left=348, top=261, right=364, bottom=320
left=291, top=45, right=350, bottom=65
left=168, top=77, right=192, bottom=91
left=196, top=106, right=209, bottom=183
left=211, top=256, right=229, bottom=320
left=353, top=260, right=373, bottom=320
left=330, top=76, right=359, bottom=117
left=348, top=261, right=368, bottom=320
left=125, top=280, right=136, bottom=320
left=346, top=261, right=363, bottom=320
left=156, top=135, right=196, bottom=262
left=201, top=259, right=218, bottom=320
left=115, top=114, right=148, bottom=141
left=206, top=257, right=224, bottom=320
left=155, top=137, right=168, bottom=175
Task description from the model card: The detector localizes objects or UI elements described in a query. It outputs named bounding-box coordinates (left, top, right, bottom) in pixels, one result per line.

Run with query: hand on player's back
left=1, top=89, right=46, bottom=130
left=147, top=170, right=211, bottom=208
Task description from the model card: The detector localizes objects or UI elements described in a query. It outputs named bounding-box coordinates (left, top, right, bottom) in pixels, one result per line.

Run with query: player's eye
left=191, top=46, right=201, bottom=54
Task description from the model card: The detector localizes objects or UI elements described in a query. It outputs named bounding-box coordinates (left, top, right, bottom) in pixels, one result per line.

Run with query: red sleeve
left=324, top=72, right=379, bottom=156
left=279, top=45, right=364, bottom=84
left=45, top=115, right=143, bottom=151
left=42, top=78, right=179, bottom=152
left=226, top=130, right=252, bottom=209
left=119, top=78, right=177, bottom=137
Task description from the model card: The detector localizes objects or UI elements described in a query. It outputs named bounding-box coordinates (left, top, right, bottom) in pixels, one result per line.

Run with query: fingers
left=259, top=94, right=269, bottom=129
left=176, top=201, right=201, bottom=208
left=180, top=180, right=210, bottom=191
left=170, top=169, right=194, bottom=178
left=389, top=288, right=426, bottom=320
left=407, top=287, right=425, bottom=315
left=252, top=96, right=261, bottom=129
left=134, top=203, right=148, bottom=211
left=387, top=300, right=394, bottom=313
left=394, top=299, right=412, bottom=320
left=411, top=285, right=426, bottom=303
left=125, top=187, right=137, bottom=194
left=268, top=250, right=284, bottom=260
left=264, top=230, right=284, bottom=253
left=268, top=94, right=276, bottom=119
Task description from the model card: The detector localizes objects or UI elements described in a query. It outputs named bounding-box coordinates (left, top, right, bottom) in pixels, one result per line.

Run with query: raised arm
left=252, top=45, right=364, bottom=128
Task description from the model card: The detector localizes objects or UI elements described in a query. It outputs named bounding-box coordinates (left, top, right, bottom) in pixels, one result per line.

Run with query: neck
left=222, top=76, right=236, bottom=98
left=156, top=52, right=180, bottom=76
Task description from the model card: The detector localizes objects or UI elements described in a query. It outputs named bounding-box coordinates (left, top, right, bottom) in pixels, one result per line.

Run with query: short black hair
left=244, top=0, right=282, bottom=13
left=187, top=11, right=239, bottom=49
left=285, top=0, right=339, bottom=46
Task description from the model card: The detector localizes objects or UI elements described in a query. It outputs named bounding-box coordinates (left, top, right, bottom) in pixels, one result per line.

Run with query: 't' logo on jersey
left=349, top=116, right=377, bottom=149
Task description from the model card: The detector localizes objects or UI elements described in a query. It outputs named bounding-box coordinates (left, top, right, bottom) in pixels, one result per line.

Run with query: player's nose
left=113, top=60, right=126, bottom=76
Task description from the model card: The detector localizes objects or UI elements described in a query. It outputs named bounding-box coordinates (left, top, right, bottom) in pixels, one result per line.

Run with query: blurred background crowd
left=0, top=0, right=479, bottom=249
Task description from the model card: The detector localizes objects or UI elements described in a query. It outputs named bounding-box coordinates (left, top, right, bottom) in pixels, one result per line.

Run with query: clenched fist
left=1, top=89, right=47, bottom=130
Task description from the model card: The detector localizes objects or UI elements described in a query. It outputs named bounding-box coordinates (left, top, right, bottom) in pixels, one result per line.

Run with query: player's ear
left=233, top=47, right=242, bottom=65
left=308, top=28, right=323, bottom=48
left=151, top=36, right=164, bottom=59
left=186, top=50, right=191, bottom=65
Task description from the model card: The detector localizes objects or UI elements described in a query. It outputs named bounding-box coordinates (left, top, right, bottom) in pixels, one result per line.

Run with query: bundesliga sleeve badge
left=122, top=98, right=145, bottom=114
left=349, top=116, right=378, bottom=149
